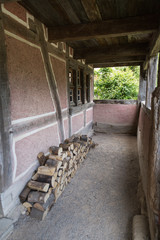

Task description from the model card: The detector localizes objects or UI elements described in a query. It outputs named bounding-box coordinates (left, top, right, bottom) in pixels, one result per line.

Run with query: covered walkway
left=8, top=133, right=139, bottom=240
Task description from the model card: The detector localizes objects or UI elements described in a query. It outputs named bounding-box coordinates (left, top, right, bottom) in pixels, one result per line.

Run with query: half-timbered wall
left=0, top=2, right=94, bottom=216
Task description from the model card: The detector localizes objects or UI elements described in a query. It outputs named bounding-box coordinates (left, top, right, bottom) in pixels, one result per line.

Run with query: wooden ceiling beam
left=93, top=62, right=142, bottom=68
left=86, top=55, right=145, bottom=65
left=48, top=15, right=158, bottom=42
left=143, top=26, right=160, bottom=70
left=0, top=0, right=21, bottom=2
left=74, top=42, right=149, bottom=59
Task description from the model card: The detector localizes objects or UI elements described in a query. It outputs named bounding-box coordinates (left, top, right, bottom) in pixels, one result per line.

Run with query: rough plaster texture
left=86, top=108, right=93, bottom=124
left=15, top=124, right=59, bottom=177
left=6, top=35, right=54, bottom=121
left=63, top=118, right=69, bottom=139
left=8, top=133, right=139, bottom=240
left=71, top=112, right=84, bottom=134
left=3, top=2, right=27, bottom=22
left=50, top=56, right=68, bottom=109
left=94, top=103, right=138, bottom=126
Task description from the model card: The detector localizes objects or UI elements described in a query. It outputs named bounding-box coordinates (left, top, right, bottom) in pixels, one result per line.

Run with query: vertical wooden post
left=0, top=6, right=13, bottom=197
left=138, top=64, right=146, bottom=103
left=75, top=65, right=78, bottom=106
left=146, top=55, right=158, bottom=108
left=158, top=54, right=160, bottom=88
left=83, top=69, right=87, bottom=104
left=66, top=45, right=72, bottom=137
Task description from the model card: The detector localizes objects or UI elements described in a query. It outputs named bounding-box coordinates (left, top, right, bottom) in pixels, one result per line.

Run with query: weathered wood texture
left=20, top=134, right=96, bottom=220
left=144, top=26, right=160, bottom=70
left=48, top=15, right=158, bottom=42
left=74, top=43, right=149, bottom=59
left=93, top=62, right=142, bottom=68
left=0, top=6, right=13, bottom=193
left=86, top=55, right=145, bottom=65
left=138, top=65, right=147, bottom=103
left=146, top=56, right=158, bottom=108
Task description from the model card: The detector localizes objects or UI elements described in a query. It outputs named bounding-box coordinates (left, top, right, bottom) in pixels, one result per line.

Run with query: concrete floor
left=8, top=133, right=140, bottom=240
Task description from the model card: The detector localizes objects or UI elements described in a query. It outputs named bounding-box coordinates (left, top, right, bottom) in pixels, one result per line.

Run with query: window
left=70, top=89, right=74, bottom=103
left=77, top=69, right=81, bottom=86
left=69, top=68, right=76, bottom=105
left=78, top=89, right=81, bottom=101
left=68, top=65, right=91, bottom=106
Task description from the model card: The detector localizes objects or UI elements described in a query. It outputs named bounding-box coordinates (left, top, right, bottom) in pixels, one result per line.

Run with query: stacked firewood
left=19, top=135, right=96, bottom=220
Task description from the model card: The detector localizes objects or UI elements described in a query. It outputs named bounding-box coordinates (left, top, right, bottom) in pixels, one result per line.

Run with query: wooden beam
left=93, top=62, right=142, bottom=68
left=48, top=15, right=158, bottom=42
left=0, top=0, right=21, bottom=2
left=74, top=42, right=149, bottom=59
left=143, top=26, right=160, bottom=70
left=81, top=0, right=106, bottom=46
left=86, top=55, right=145, bottom=65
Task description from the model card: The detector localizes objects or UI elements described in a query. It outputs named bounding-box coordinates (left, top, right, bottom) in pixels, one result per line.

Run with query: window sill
left=69, top=102, right=94, bottom=116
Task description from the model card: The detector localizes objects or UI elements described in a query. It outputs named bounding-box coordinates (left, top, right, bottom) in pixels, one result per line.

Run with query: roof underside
left=19, top=0, right=160, bottom=68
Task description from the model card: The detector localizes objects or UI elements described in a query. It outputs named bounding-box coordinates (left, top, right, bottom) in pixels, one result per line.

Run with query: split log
left=19, top=186, right=31, bottom=203
left=23, top=202, right=32, bottom=213
left=49, top=155, right=63, bottom=161
left=32, top=172, right=39, bottom=181
left=45, top=158, right=62, bottom=171
left=37, top=166, right=56, bottom=176
left=36, top=174, right=55, bottom=187
left=59, top=143, right=74, bottom=151
left=80, top=135, right=88, bottom=142
left=33, top=193, right=55, bottom=212
left=37, top=152, right=47, bottom=166
left=28, top=180, right=49, bottom=192
left=49, top=146, right=62, bottom=156
left=60, top=151, right=67, bottom=160
left=28, top=190, right=51, bottom=204
left=53, top=181, right=57, bottom=189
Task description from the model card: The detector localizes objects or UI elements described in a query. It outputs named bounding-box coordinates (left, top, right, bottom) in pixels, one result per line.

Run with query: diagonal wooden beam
left=143, top=26, right=160, bottom=70
left=93, top=62, right=142, bottom=68
left=86, top=55, right=145, bottom=65
left=74, top=42, right=149, bottom=59
left=48, top=15, right=158, bottom=42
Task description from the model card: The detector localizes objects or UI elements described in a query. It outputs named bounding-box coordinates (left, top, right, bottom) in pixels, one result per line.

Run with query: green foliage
left=94, top=66, right=139, bottom=100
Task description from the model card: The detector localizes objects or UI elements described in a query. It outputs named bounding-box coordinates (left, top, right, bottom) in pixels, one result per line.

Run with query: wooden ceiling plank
left=56, top=0, right=80, bottom=24
left=74, top=42, right=149, bottom=59
left=48, top=0, right=73, bottom=24
left=81, top=0, right=106, bottom=46
left=48, top=15, right=158, bottom=42
left=143, top=26, right=160, bottom=70
left=86, top=55, right=145, bottom=64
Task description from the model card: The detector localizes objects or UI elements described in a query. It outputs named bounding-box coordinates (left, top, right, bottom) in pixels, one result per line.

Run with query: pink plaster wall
left=15, top=124, right=59, bottom=177
left=50, top=56, right=68, bottom=110
left=4, top=2, right=27, bottom=22
left=86, top=108, right=93, bottom=124
left=94, top=104, right=138, bottom=126
left=6, top=36, right=54, bottom=120
left=64, top=118, right=69, bottom=139
left=72, top=113, right=84, bottom=134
